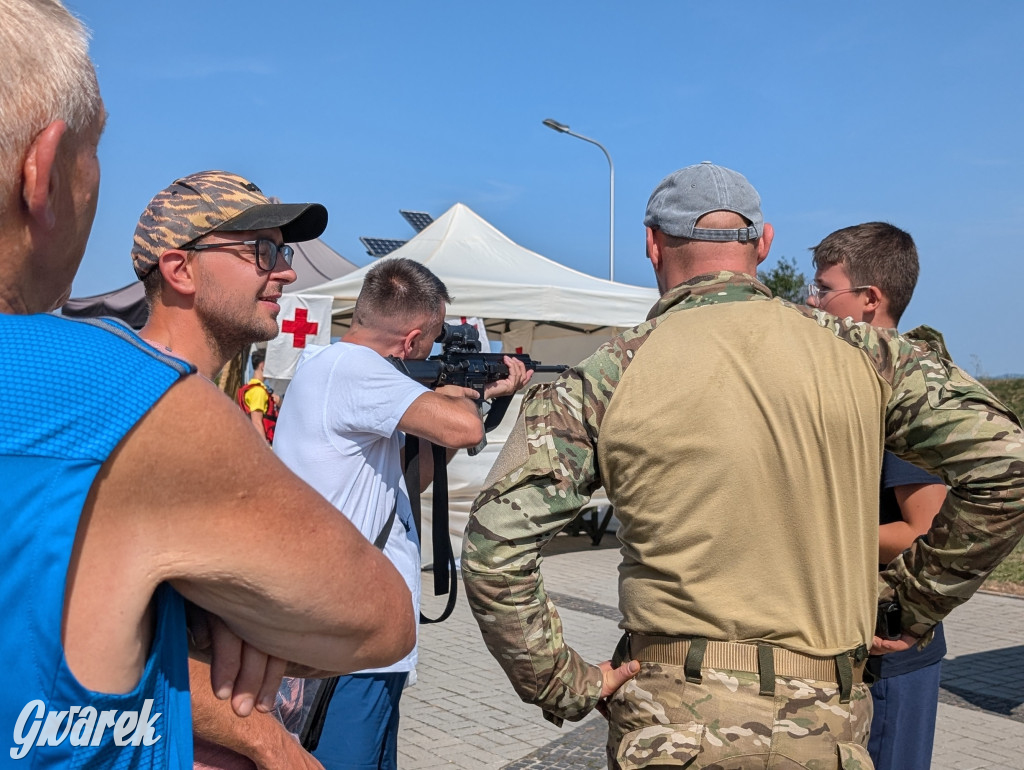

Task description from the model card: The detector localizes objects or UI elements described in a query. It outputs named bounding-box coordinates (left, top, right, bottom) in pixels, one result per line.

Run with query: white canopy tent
left=306, top=202, right=657, bottom=361
left=294, top=203, right=659, bottom=562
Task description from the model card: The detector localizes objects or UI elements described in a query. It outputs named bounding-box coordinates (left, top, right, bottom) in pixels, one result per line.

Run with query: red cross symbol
left=281, top=308, right=319, bottom=348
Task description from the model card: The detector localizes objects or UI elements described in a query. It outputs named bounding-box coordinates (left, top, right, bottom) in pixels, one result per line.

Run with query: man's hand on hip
left=870, top=632, right=917, bottom=656
left=596, top=658, right=640, bottom=718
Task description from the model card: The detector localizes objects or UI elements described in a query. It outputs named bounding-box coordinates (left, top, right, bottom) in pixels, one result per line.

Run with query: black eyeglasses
left=189, top=239, right=294, bottom=272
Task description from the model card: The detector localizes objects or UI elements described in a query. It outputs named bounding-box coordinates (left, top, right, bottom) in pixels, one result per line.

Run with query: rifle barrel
left=531, top=365, right=568, bottom=373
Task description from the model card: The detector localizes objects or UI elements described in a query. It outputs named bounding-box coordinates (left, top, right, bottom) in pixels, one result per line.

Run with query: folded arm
left=63, top=376, right=416, bottom=707
left=188, top=659, right=323, bottom=770
left=878, top=483, right=947, bottom=565
left=879, top=327, right=1024, bottom=636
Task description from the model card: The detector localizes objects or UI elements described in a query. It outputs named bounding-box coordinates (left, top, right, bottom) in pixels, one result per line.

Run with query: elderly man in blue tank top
left=0, top=1, right=415, bottom=767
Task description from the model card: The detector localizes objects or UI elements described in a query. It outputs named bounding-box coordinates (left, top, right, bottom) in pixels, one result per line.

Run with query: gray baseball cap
left=644, top=161, right=763, bottom=242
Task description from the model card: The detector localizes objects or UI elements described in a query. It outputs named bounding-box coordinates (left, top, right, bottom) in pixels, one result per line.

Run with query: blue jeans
left=312, top=672, right=407, bottom=770
left=868, top=660, right=941, bottom=770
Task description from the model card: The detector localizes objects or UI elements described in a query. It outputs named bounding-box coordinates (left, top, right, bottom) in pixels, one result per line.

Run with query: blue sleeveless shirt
left=1, top=314, right=194, bottom=768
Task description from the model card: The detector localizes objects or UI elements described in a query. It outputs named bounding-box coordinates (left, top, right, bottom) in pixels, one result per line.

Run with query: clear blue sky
left=69, top=0, right=1022, bottom=376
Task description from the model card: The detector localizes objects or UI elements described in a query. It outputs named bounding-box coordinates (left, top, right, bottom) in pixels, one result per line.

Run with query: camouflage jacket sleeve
left=871, top=325, right=1024, bottom=636
left=461, top=341, right=630, bottom=726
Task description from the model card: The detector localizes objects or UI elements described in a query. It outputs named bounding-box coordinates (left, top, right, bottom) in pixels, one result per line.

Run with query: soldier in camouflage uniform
left=461, top=162, right=1024, bottom=769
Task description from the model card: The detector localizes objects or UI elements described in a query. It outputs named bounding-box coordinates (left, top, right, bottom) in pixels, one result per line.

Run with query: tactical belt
left=624, top=634, right=867, bottom=703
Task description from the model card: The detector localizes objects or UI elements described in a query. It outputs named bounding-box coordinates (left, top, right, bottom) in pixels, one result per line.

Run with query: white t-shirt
left=273, top=341, right=429, bottom=672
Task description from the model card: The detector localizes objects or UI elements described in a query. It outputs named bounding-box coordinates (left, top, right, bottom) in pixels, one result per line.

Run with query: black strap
left=403, top=435, right=458, bottom=624
left=298, top=676, right=339, bottom=751
left=483, top=395, right=513, bottom=432
left=757, top=643, right=775, bottom=696
left=373, top=499, right=398, bottom=550
left=405, top=435, right=421, bottom=539
left=611, top=632, right=631, bottom=669
left=684, top=637, right=707, bottom=684
left=420, top=442, right=457, bottom=624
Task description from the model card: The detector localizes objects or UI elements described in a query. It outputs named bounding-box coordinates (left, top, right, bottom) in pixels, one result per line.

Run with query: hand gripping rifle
left=387, top=323, right=566, bottom=624
left=388, top=322, right=566, bottom=435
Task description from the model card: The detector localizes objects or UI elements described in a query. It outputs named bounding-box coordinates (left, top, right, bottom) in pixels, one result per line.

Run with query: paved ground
left=399, top=531, right=1024, bottom=769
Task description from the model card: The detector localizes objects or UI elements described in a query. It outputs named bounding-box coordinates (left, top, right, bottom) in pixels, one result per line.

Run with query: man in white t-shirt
left=273, top=257, right=531, bottom=770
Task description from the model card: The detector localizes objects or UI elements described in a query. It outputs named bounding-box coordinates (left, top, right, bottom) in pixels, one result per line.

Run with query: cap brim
left=216, top=203, right=328, bottom=243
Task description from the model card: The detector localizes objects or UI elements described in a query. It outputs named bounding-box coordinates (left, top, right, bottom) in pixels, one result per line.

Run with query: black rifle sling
left=483, top=395, right=513, bottom=432
left=402, top=435, right=456, bottom=623
left=373, top=498, right=398, bottom=550
left=298, top=676, right=337, bottom=751
left=420, top=441, right=458, bottom=624
left=299, top=496, right=398, bottom=752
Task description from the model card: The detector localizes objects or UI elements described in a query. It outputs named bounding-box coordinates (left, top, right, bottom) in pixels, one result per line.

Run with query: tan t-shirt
left=599, top=300, right=889, bottom=655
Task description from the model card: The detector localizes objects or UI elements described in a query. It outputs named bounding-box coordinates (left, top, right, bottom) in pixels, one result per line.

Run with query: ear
left=157, top=249, right=198, bottom=297
left=401, top=327, right=423, bottom=359
left=21, top=120, right=67, bottom=229
left=862, top=284, right=883, bottom=313
left=646, top=227, right=662, bottom=271
left=754, top=223, right=774, bottom=266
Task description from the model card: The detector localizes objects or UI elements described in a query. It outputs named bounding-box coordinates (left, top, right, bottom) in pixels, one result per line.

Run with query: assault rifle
left=387, top=323, right=566, bottom=625
left=388, top=322, right=566, bottom=434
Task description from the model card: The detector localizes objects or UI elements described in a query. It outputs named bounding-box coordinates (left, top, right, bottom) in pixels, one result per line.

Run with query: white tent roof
left=306, top=203, right=658, bottom=333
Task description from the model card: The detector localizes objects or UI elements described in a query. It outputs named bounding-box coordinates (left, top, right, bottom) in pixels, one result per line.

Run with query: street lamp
left=542, top=118, right=615, bottom=281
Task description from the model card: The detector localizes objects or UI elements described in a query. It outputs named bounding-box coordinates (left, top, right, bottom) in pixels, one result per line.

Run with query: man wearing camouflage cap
left=133, top=170, right=324, bottom=371
left=461, top=161, right=1024, bottom=768
left=132, top=169, right=331, bottom=769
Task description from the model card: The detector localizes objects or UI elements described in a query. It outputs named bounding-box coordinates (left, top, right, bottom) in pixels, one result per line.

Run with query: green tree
left=981, top=377, right=1024, bottom=422
left=758, top=256, right=808, bottom=302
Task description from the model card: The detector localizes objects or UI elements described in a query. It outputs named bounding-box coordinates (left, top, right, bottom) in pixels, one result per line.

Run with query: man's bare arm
left=189, top=659, right=323, bottom=770
left=63, top=375, right=415, bottom=700
left=399, top=387, right=483, bottom=448
left=249, top=408, right=268, bottom=440
left=879, top=483, right=947, bottom=564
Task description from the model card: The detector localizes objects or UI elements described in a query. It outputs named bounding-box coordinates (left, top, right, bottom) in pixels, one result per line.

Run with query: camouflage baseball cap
left=644, top=161, right=763, bottom=242
left=131, top=170, right=328, bottom=278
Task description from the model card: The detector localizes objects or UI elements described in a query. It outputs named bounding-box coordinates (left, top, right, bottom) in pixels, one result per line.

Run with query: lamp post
left=542, top=118, right=615, bottom=282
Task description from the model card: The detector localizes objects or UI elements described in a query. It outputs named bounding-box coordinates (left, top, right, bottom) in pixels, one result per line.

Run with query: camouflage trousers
left=604, top=662, right=874, bottom=769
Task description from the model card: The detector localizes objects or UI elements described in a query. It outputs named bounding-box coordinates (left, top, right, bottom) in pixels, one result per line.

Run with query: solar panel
left=359, top=237, right=407, bottom=258
left=399, top=210, right=434, bottom=233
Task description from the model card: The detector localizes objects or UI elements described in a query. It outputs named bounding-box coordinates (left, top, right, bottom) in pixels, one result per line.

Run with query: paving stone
left=398, top=534, right=1024, bottom=769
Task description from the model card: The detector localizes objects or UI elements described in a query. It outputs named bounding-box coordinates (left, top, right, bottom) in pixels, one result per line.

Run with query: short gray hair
left=0, top=0, right=101, bottom=214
